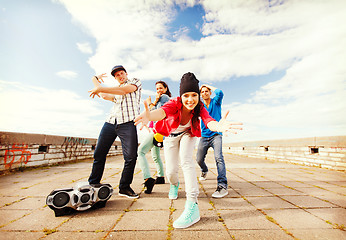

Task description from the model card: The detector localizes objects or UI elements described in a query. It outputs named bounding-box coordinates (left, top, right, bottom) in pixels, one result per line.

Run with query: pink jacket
left=154, top=97, right=215, bottom=137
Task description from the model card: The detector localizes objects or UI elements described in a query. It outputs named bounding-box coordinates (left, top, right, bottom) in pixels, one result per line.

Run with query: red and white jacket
left=154, top=97, right=215, bottom=137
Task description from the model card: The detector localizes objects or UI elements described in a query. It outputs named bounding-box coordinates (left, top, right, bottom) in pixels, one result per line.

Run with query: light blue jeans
left=196, top=134, right=227, bottom=189
left=137, top=132, right=164, bottom=180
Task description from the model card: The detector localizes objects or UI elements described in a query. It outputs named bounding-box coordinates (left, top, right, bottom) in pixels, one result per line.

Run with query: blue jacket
left=201, top=89, right=223, bottom=138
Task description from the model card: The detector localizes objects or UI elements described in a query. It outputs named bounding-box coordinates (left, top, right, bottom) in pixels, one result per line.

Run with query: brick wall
left=0, top=132, right=122, bottom=173
left=224, top=136, right=346, bottom=171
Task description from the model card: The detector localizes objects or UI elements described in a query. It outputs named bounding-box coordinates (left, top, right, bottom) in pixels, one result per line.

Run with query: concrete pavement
left=0, top=152, right=345, bottom=239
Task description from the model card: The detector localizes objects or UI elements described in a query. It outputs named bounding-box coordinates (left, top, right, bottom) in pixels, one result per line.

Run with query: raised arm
left=134, top=101, right=166, bottom=130
left=89, top=74, right=137, bottom=98
left=91, top=74, right=116, bottom=101
left=201, top=84, right=217, bottom=92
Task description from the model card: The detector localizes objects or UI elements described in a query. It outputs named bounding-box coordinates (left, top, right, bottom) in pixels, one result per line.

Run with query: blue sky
left=0, top=0, right=345, bottom=143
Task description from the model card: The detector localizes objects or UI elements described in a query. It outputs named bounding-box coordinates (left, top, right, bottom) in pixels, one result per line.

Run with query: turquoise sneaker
left=173, top=200, right=200, bottom=228
left=169, top=183, right=179, bottom=200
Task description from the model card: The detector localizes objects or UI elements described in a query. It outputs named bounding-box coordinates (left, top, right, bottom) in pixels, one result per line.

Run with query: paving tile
left=210, top=196, right=256, bottom=210
left=0, top=209, right=31, bottom=227
left=57, top=210, right=122, bottom=232
left=102, top=197, right=135, bottom=211
left=280, top=195, right=338, bottom=208
left=245, top=196, right=297, bottom=209
left=267, top=187, right=305, bottom=196
left=306, top=208, right=346, bottom=226
left=129, top=197, right=171, bottom=210
left=323, top=187, right=346, bottom=195
left=264, top=209, right=332, bottom=229
left=0, top=196, right=24, bottom=207
left=1, top=196, right=45, bottom=210
left=294, top=187, right=339, bottom=196
left=307, top=181, right=346, bottom=190
left=276, top=181, right=312, bottom=188
left=1, top=208, right=69, bottom=231
left=45, top=231, right=105, bottom=239
left=316, top=193, right=346, bottom=208
left=219, top=209, right=281, bottom=230
left=171, top=230, right=231, bottom=240
left=113, top=210, right=169, bottom=231
left=0, top=232, right=45, bottom=240
left=229, top=229, right=293, bottom=240
left=250, top=181, right=284, bottom=188
left=106, top=231, right=167, bottom=239
left=228, top=181, right=254, bottom=190
left=289, top=229, right=346, bottom=240
left=236, top=187, right=274, bottom=197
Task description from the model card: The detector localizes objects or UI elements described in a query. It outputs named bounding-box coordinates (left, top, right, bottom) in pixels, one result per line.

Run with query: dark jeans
left=196, top=134, right=227, bottom=189
left=88, top=121, right=138, bottom=190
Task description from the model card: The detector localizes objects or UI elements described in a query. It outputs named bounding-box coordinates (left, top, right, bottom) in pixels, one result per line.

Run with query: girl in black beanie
left=135, top=72, right=242, bottom=228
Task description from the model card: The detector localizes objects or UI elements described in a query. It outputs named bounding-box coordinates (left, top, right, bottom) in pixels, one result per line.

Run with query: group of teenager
left=88, top=65, right=242, bottom=229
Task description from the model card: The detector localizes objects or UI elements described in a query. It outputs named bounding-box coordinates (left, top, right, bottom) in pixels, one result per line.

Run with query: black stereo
left=46, top=182, right=113, bottom=217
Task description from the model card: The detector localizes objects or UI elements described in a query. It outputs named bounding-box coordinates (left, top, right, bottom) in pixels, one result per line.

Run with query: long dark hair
left=192, top=97, right=203, bottom=125
left=155, top=80, right=172, bottom=97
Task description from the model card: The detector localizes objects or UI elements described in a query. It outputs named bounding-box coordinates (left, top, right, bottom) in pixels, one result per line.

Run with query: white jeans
left=164, top=132, right=199, bottom=202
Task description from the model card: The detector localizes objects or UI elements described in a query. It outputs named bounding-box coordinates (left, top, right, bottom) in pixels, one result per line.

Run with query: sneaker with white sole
left=199, top=172, right=207, bottom=181
left=211, top=186, right=228, bottom=198
left=169, top=183, right=179, bottom=200
left=173, top=200, right=200, bottom=228
left=119, top=187, right=139, bottom=199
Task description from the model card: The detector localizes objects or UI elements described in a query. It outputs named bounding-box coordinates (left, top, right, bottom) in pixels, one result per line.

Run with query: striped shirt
left=106, top=78, right=142, bottom=125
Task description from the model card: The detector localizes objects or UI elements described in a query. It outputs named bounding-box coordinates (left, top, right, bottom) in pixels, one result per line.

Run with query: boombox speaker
left=46, top=182, right=113, bottom=217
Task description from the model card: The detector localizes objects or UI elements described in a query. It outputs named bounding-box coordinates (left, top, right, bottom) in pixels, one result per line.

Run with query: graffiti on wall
left=64, top=137, right=90, bottom=145
left=4, top=144, right=32, bottom=169
left=61, top=137, right=90, bottom=159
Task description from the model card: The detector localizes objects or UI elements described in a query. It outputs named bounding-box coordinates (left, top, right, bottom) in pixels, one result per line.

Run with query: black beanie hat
left=179, top=72, right=200, bottom=96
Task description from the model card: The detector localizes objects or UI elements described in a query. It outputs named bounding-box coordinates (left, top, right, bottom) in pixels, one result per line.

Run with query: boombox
left=46, top=182, right=113, bottom=217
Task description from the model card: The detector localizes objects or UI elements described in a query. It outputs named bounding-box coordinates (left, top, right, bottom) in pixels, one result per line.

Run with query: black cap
left=179, top=72, right=200, bottom=96
left=111, top=65, right=126, bottom=77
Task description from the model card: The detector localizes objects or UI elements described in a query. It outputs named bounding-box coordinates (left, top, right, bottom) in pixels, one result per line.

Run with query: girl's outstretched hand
left=217, top=110, right=243, bottom=134
left=134, top=101, right=150, bottom=130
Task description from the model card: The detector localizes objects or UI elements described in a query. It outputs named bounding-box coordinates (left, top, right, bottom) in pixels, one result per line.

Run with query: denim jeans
left=88, top=121, right=138, bottom=190
left=138, top=132, right=164, bottom=180
left=164, top=132, right=199, bottom=203
left=196, top=134, right=227, bottom=189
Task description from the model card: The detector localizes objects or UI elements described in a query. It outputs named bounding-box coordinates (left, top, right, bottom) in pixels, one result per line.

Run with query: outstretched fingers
left=98, top=73, right=107, bottom=83
left=134, top=101, right=150, bottom=130
left=134, top=117, right=145, bottom=130
left=229, top=122, right=243, bottom=130
left=143, top=100, right=150, bottom=112
left=88, top=90, right=100, bottom=98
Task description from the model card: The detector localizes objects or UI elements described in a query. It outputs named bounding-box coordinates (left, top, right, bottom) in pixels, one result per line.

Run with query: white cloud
left=0, top=80, right=105, bottom=138
left=56, top=70, right=78, bottom=80
left=141, top=89, right=156, bottom=97
left=77, top=42, right=93, bottom=54
left=54, top=0, right=346, bottom=141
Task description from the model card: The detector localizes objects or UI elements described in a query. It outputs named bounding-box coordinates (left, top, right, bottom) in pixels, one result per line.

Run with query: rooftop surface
left=0, top=152, right=345, bottom=239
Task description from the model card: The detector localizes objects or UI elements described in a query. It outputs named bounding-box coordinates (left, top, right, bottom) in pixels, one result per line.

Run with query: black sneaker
left=199, top=172, right=207, bottom=181
left=155, top=176, right=165, bottom=184
left=119, top=187, right=139, bottom=199
left=144, top=177, right=156, bottom=194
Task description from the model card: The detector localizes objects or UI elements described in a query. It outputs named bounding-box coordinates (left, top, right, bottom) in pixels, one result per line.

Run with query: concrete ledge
left=0, top=131, right=122, bottom=173
left=224, top=136, right=346, bottom=171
